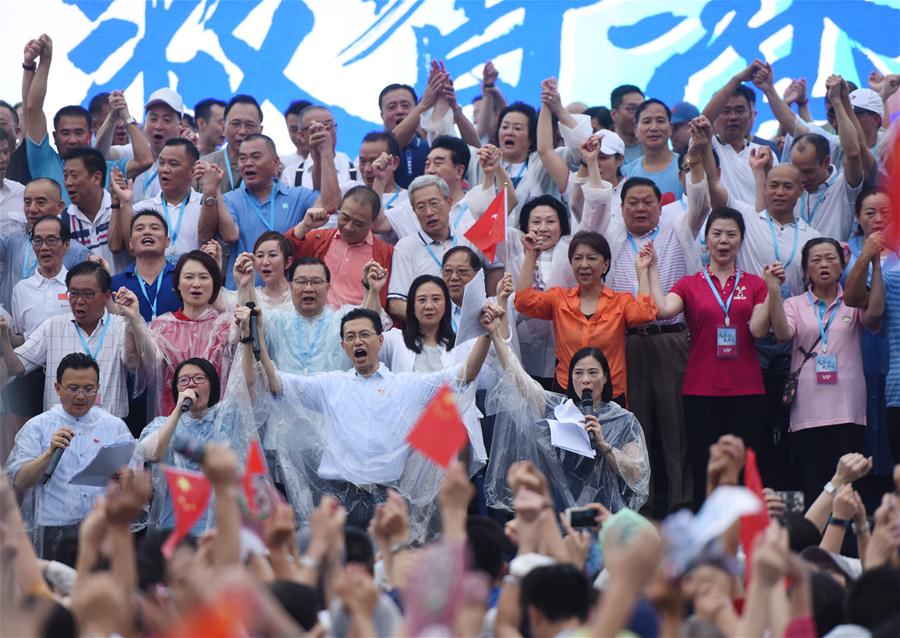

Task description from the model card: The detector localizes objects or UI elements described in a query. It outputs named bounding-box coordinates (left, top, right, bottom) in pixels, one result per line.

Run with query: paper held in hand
left=69, top=440, right=136, bottom=486
left=547, top=399, right=596, bottom=459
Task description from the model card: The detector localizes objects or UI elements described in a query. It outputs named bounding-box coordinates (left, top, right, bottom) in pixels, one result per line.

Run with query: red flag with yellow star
left=161, top=466, right=212, bottom=558
left=463, top=188, right=507, bottom=262
left=406, top=383, right=469, bottom=468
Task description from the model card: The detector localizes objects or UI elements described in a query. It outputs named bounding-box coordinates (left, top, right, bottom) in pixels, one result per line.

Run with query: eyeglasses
left=441, top=267, right=474, bottom=279
left=292, top=277, right=327, bottom=288
left=31, top=236, right=63, bottom=247
left=341, top=331, right=376, bottom=343
left=64, top=385, right=98, bottom=396
left=301, top=121, right=336, bottom=132
left=226, top=119, right=260, bottom=132
left=176, top=373, right=208, bottom=386
left=68, top=290, right=99, bottom=300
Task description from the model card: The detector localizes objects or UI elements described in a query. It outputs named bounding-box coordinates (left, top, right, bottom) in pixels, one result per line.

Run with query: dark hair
left=171, top=358, right=221, bottom=408
left=611, top=85, right=644, bottom=110
left=87, top=92, right=110, bottom=118
left=131, top=209, right=169, bottom=235
left=520, top=564, right=592, bottom=623
left=240, top=132, right=277, bottom=157
left=64, top=146, right=106, bottom=185
left=429, top=135, right=471, bottom=171
left=620, top=176, right=661, bottom=204
left=361, top=130, right=401, bottom=157
left=567, top=230, right=611, bottom=266
left=442, top=246, right=483, bottom=272
left=0, top=126, right=12, bottom=150
left=378, top=83, right=418, bottom=110
left=287, top=256, right=330, bottom=283
left=53, top=105, right=91, bottom=132
left=800, top=237, right=845, bottom=275
left=253, top=230, right=295, bottom=266
left=224, top=94, right=263, bottom=122
left=495, top=102, right=538, bottom=152
left=519, top=194, right=571, bottom=236
left=172, top=250, right=222, bottom=305
left=283, top=99, right=313, bottom=118
left=733, top=84, right=757, bottom=107
left=340, top=307, right=383, bottom=338
left=635, top=98, right=672, bottom=123
left=566, top=347, right=613, bottom=403
left=56, top=352, right=99, bottom=384
left=193, top=98, right=226, bottom=123
left=0, top=99, right=19, bottom=127
left=846, top=567, right=900, bottom=630
left=466, top=516, right=507, bottom=582
left=268, top=581, right=320, bottom=630
left=31, top=214, right=71, bottom=242
left=342, top=185, right=382, bottom=220
left=793, top=133, right=830, bottom=164
left=780, top=511, right=822, bottom=552
left=704, top=207, right=746, bottom=241
left=584, top=106, right=613, bottom=130
left=163, top=137, right=200, bottom=164
left=404, top=275, right=455, bottom=353
left=66, top=260, right=112, bottom=292
left=854, top=185, right=888, bottom=219
left=810, top=571, right=845, bottom=638
left=344, top=527, right=375, bottom=573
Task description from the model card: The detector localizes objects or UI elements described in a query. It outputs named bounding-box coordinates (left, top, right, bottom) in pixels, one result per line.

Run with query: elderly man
left=279, top=104, right=355, bottom=191
left=286, top=186, right=394, bottom=308
left=6, top=353, right=133, bottom=564
left=200, top=94, right=263, bottom=194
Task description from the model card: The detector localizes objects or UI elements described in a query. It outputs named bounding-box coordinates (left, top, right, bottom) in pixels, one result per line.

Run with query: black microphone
left=180, top=397, right=193, bottom=413
left=173, top=432, right=207, bottom=464
left=42, top=447, right=65, bottom=484
left=580, top=389, right=598, bottom=450
left=246, top=301, right=261, bottom=361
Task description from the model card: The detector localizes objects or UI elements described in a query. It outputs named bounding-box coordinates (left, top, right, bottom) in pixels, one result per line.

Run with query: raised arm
left=754, top=62, right=807, bottom=138
left=702, top=60, right=762, bottom=125
left=843, top=233, right=884, bottom=308
left=536, top=79, right=571, bottom=193
left=115, top=287, right=161, bottom=371
left=748, top=144, right=773, bottom=213
left=237, top=304, right=283, bottom=396
left=441, top=71, right=481, bottom=149
left=116, top=92, right=154, bottom=179
left=763, top=263, right=793, bottom=342
left=307, top=122, right=340, bottom=212
left=390, top=67, right=441, bottom=150
left=477, top=61, right=505, bottom=142
left=637, top=243, right=684, bottom=319
left=862, top=246, right=885, bottom=331
left=748, top=284, right=772, bottom=339
left=361, top=260, right=388, bottom=312
left=479, top=143, right=517, bottom=211
left=686, top=116, right=721, bottom=232
left=461, top=303, right=504, bottom=383
left=107, top=167, right=133, bottom=254
left=828, top=76, right=863, bottom=188
left=23, top=34, right=52, bottom=144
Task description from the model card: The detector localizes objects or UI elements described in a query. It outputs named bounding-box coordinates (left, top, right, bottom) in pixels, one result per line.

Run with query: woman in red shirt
left=638, top=207, right=776, bottom=507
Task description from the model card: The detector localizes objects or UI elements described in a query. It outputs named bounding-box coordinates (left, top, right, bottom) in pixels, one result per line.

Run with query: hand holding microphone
left=580, top=389, right=598, bottom=450
left=43, top=427, right=75, bottom=484
left=177, top=388, right=198, bottom=414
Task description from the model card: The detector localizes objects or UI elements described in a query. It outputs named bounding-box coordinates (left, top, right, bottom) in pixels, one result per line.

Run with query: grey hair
left=408, top=174, right=451, bottom=202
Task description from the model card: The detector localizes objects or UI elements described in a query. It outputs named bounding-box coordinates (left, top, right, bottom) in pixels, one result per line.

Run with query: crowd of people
left=1, top=31, right=900, bottom=637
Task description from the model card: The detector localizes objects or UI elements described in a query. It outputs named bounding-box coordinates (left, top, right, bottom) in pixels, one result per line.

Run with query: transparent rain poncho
left=483, top=354, right=650, bottom=513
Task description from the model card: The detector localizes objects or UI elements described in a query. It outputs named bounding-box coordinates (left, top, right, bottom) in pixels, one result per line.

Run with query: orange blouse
left=515, top=285, right=657, bottom=396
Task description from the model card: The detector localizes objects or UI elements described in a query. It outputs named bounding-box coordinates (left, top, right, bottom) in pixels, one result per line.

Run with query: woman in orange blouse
left=514, top=230, right=657, bottom=401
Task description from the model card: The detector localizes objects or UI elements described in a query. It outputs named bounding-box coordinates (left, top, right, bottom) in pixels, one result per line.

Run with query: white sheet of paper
left=547, top=419, right=596, bottom=459
left=69, top=440, right=136, bottom=486
left=553, top=399, right=585, bottom=424
left=454, top=268, right=488, bottom=345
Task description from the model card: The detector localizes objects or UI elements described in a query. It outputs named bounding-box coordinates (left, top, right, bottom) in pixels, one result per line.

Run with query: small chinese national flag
left=406, top=383, right=469, bottom=468
left=738, top=447, right=769, bottom=585
left=241, top=439, right=267, bottom=517
left=161, top=466, right=212, bottom=559
left=463, top=188, right=507, bottom=262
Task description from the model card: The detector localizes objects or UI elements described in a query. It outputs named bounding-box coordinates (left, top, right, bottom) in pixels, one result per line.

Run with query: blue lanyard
left=507, top=161, right=527, bottom=188
left=222, top=148, right=235, bottom=191
left=74, top=316, right=111, bottom=360
left=21, top=238, right=38, bottom=279
left=808, top=292, right=840, bottom=353
left=136, top=269, right=164, bottom=319
left=764, top=212, right=799, bottom=268
left=143, top=165, right=159, bottom=191
left=626, top=226, right=660, bottom=255
left=160, top=194, right=189, bottom=248
left=451, top=202, right=469, bottom=233
left=422, top=233, right=456, bottom=270
left=702, top=268, right=741, bottom=326
left=298, top=314, right=327, bottom=371
left=384, top=188, right=400, bottom=209
left=245, top=186, right=277, bottom=231
left=800, top=172, right=835, bottom=225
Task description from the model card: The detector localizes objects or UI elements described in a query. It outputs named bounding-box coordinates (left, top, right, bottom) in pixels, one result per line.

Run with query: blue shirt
left=25, top=135, right=128, bottom=205
left=394, top=135, right=429, bottom=189
left=111, top=262, right=180, bottom=322
left=222, top=179, right=318, bottom=287
left=0, top=233, right=90, bottom=309
left=883, top=269, right=900, bottom=407
left=623, top=152, right=684, bottom=199
left=265, top=307, right=352, bottom=375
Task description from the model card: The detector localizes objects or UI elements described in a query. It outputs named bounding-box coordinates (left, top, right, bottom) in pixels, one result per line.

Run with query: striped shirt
left=884, top=270, right=900, bottom=407
left=62, top=190, right=129, bottom=273
left=14, top=310, right=132, bottom=417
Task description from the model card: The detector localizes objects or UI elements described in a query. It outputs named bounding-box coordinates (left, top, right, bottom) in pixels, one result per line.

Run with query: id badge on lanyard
left=716, top=325, right=738, bottom=358
left=815, top=354, right=838, bottom=384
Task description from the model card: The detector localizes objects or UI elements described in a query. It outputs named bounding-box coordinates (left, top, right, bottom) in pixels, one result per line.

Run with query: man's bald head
left=767, top=163, right=801, bottom=184
left=764, top=163, right=803, bottom=219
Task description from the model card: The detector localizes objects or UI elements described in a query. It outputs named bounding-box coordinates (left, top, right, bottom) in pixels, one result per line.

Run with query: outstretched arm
left=23, top=35, right=52, bottom=144
left=461, top=303, right=504, bottom=384
left=828, top=76, right=863, bottom=188
left=537, top=78, right=572, bottom=193
left=702, top=61, right=762, bottom=127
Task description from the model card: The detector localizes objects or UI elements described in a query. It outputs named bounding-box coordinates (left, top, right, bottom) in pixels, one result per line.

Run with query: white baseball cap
left=598, top=130, right=626, bottom=157
left=849, top=88, right=884, bottom=119
left=144, top=88, right=183, bottom=115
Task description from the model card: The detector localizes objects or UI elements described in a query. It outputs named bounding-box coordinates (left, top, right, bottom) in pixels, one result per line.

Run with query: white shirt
left=131, top=158, right=162, bottom=203
left=278, top=362, right=463, bottom=484
left=794, top=165, right=861, bottom=242
left=133, top=190, right=204, bottom=260
left=280, top=150, right=355, bottom=190
left=712, top=136, right=779, bottom=206
left=6, top=404, right=133, bottom=526
left=14, top=310, right=132, bottom=417
left=11, top=267, right=70, bottom=338
left=0, top=178, right=26, bottom=235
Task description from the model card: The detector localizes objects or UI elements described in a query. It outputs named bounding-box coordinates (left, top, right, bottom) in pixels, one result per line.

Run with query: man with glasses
left=281, top=104, right=355, bottom=191
left=6, top=352, right=133, bottom=564
left=199, top=94, right=263, bottom=195
left=441, top=246, right=483, bottom=328
left=0, top=261, right=137, bottom=419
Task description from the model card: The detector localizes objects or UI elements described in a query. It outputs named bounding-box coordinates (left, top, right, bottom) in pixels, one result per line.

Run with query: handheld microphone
left=580, top=389, right=598, bottom=450
left=42, top=446, right=65, bottom=484
left=180, top=397, right=193, bottom=413
left=173, top=432, right=207, bottom=464
left=246, top=301, right=261, bottom=361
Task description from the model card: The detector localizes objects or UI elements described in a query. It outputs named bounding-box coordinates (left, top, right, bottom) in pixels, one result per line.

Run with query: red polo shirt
left=670, top=268, right=768, bottom=396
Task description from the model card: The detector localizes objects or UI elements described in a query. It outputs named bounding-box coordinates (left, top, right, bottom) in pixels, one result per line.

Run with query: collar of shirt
left=31, top=266, right=68, bottom=287
left=335, top=229, right=374, bottom=246
left=126, top=260, right=176, bottom=281
left=811, top=165, right=838, bottom=194
left=157, top=189, right=199, bottom=205
left=804, top=284, right=845, bottom=308
left=240, top=179, right=289, bottom=202
left=757, top=209, right=799, bottom=228
left=348, top=362, right=394, bottom=380
left=564, top=285, right=615, bottom=302
left=50, top=402, right=103, bottom=425
left=417, top=231, right=453, bottom=247
left=67, top=190, right=112, bottom=223
left=72, top=308, right=111, bottom=334
left=173, top=307, right=218, bottom=322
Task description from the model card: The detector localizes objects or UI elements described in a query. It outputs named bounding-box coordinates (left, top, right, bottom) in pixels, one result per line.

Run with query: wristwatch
left=124, top=117, right=138, bottom=128
left=851, top=520, right=871, bottom=536
left=203, top=195, right=216, bottom=206
left=827, top=515, right=852, bottom=530
left=823, top=481, right=837, bottom=495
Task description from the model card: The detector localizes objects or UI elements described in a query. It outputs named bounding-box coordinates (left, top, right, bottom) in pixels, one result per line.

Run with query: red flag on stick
left=406, top=383, right=469, bottom=468
left=463, top=188, right=507, bottom=262
left=161, top=466, right=212, bottom=558
left=241, top=439, right=267, bottom=517
left=739, top=447, right=769, bottom=585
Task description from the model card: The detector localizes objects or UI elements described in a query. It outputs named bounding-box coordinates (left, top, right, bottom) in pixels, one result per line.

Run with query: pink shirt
left=323, top=231, right=374, bottom=307
left=783, top=286, right=866, bottom=431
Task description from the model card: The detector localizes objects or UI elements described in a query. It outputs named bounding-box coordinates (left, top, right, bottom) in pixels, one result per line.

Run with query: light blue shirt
left=264, top=307, right=351, bottom=376
left=883, top=270, right=900, bottom=407
left=6, top=404, right=133, bottom=526
left=222, top=179, right=318, bottom=287
left=25, top=135, right=128, bottom=205
left=0, top=232, right=90, bottom=310
left=623, top=152, right=684, bottom=199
